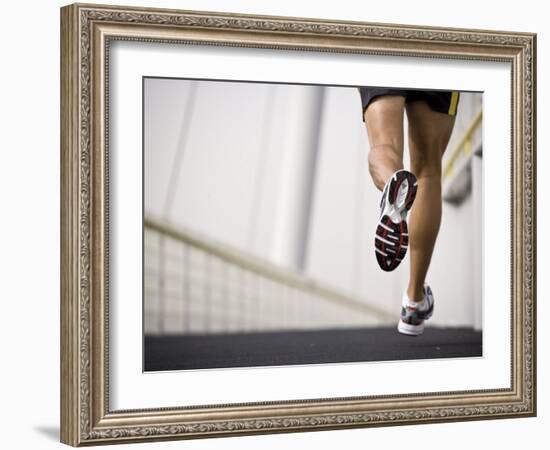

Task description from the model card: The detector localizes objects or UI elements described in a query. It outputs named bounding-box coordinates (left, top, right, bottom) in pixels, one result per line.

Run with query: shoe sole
left=397, top=319, right=425, bottom=336
left=375, top=171, right=417, bottom=272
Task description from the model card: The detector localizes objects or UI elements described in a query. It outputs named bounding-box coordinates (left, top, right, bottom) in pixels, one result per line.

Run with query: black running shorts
left=358, top=87, right=460, bottom=121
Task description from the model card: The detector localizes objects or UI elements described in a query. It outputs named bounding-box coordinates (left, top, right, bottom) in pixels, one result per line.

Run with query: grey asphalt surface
left=144, top=326, right=482, bottom=371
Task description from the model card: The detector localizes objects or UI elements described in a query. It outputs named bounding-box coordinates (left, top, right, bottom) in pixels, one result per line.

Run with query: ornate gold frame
left=60, top=3, right=536, bottom=446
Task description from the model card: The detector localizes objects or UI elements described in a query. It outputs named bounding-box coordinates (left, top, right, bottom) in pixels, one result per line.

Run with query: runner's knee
left=410, top=146, right=443, bottom=179
left=409, top=139, right=445, bottom=178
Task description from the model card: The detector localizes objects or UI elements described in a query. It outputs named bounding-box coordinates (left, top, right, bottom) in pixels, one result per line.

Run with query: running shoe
left=374, top=169, right=417, bottom=272
left=398, top=284, right=434, bottom=336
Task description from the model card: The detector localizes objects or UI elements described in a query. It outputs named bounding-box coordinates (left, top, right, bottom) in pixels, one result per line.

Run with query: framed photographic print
left=60, top=2, right=536, bottom=446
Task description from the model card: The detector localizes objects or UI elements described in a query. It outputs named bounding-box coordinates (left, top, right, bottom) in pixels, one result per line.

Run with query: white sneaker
left=374, top=169, right=417, bottom=272
left=398, top=284, right=435, bottom=336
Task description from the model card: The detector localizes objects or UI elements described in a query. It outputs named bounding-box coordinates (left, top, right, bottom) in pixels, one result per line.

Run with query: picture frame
left=60, top=2, right=536, bottom=446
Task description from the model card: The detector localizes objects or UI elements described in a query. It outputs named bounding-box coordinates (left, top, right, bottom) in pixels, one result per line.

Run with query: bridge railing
left=144, top=218, right=394, bottom=335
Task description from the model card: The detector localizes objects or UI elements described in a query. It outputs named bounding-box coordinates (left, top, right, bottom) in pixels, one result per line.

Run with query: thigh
left=363, top=95, right=406, bottom=155
left=405, top=100, right=456, bottom=174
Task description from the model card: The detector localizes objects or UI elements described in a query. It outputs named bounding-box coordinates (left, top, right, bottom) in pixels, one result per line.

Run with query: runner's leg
left=363, top=96, right=406, bottom=190
left=405, top=100, right=456, bottom=302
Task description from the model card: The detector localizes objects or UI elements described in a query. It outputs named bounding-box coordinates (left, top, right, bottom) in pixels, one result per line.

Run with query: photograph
left=59, top=3, right=536, bottom=446
left=143, top=78, right=483, bottom=371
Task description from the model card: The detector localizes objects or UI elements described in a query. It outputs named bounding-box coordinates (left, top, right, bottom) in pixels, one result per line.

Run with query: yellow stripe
left=448, top=91, right=459, bottom=116
left=443, top=110, right=482, bottom=180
